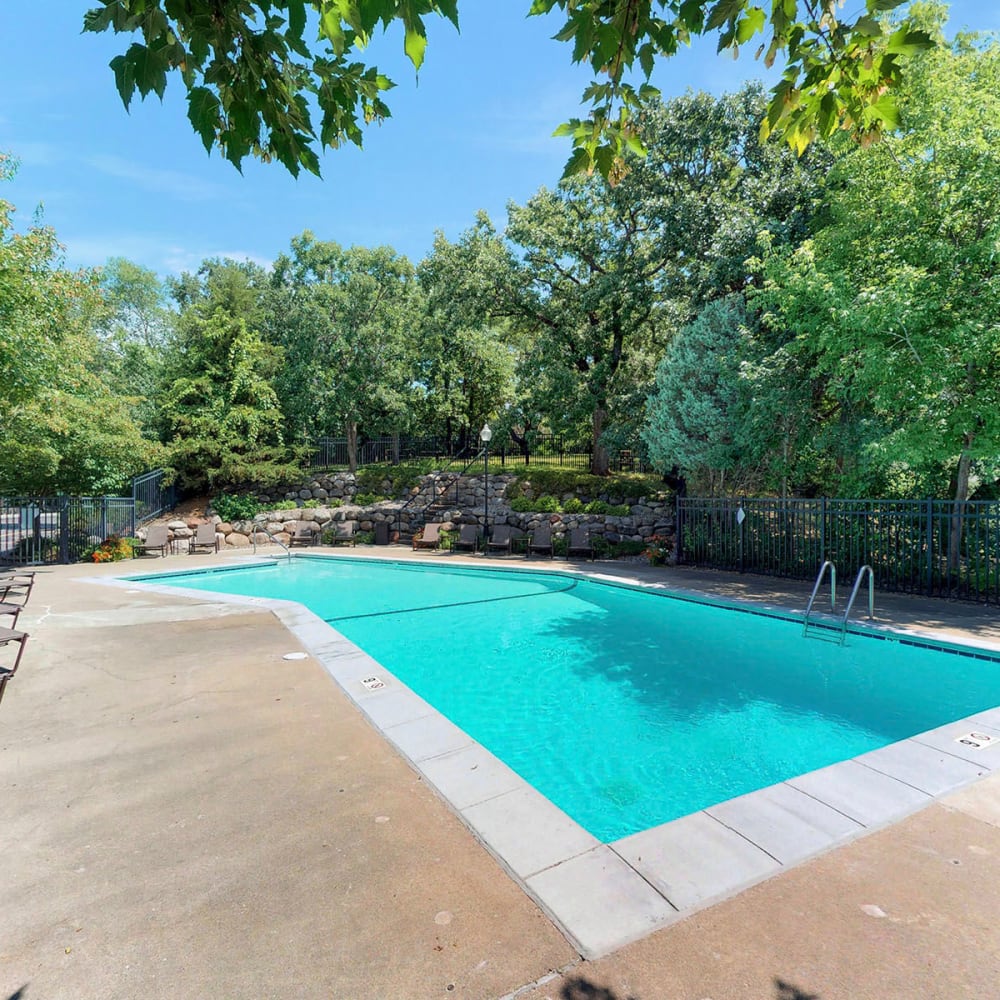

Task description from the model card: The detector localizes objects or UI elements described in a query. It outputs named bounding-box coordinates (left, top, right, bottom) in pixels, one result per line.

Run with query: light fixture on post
left=479, top=423, right=492, bottom=548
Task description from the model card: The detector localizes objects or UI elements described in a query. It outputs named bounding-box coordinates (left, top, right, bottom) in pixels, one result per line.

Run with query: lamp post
left=480, top=423, right=492, bottom=547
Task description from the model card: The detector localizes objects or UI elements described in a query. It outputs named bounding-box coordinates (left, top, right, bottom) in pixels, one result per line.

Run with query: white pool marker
left=954, top=731, right=1000, bottom=750
left=361, top=676, right=386, bottom=690
left=282, top=652, right=308, bottom=661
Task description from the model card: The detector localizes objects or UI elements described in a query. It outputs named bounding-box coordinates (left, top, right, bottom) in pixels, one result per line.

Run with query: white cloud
left=84, top=153, right=229, bottom=201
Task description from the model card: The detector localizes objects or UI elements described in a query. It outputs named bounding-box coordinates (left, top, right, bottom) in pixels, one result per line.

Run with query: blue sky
left=2, top=2, right=996, bottom=279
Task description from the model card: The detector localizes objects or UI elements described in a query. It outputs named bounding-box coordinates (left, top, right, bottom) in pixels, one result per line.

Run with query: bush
left=613, top=539, right=649, bottom=557
left=509, top=496, right=535, bottom=512
left=87, top=534, right=136, bottom=563
left=302, top=498, right=322, bottom=508
left=584, top=500, right=630, bottom=516
left=439, top=529, right=457, bottom=551
left=507, top=468, right=667, bottom=502
left=353, top=492, right=380, bottom=506
left=562, top=497, right=584, bottom=513
left=213, top=493, right=263, bottom=521
left=354, top=530, right=375, bottom=545
left=271, top=499, right=298, bottom=510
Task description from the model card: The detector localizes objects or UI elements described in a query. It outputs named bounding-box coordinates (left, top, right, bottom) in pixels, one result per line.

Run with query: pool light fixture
left=480, top=423, right=492, bottom=544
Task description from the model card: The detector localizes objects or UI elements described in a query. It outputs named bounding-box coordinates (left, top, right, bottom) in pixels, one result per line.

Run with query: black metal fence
left=0, top=470, right=175, bottom=566
left=677, top=497, right=1000, bottom=605
left=310, top=433, right=648, bottom=473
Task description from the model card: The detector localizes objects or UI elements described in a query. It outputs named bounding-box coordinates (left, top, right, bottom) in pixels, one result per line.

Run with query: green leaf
left=187, top=86, right=220, bottom=153
left=706, top=0, right=747, bottom=33
left=403, top=18, right=428, bottom=70
left=109, top=53, right=137, bottom=109
left=287, top=0, right=306, bottom=40
left=82, top=5, right=115, bottom=33
left=561, top=146, right=593, bottom=179
left=735, top=8, right=765, bottom=44
left=885, top=27, right=933, bottom=57
left=868, top=0, right=907, bottom=11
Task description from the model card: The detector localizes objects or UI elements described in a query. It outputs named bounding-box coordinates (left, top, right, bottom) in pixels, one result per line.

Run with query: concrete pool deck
left=4, top=550, right=1000, bottom=998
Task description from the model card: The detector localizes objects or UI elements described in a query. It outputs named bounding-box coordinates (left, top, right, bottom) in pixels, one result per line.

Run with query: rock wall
left=144, top=472, right=674, bottom=553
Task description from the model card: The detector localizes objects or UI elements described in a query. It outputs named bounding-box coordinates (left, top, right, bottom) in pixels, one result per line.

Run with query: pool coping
left=92, top=553, right=1000, bottom=960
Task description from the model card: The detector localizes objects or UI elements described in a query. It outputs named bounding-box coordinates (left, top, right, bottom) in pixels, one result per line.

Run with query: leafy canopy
left=83, top=0, right=931, bottom=180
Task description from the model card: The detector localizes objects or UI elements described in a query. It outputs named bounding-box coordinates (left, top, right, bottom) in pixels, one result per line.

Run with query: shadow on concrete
left=775, top=978, right=821, bottom=1000
left=561, top=976, right=637, bottom=1000
left=6, top=988, right=27, bottom=1000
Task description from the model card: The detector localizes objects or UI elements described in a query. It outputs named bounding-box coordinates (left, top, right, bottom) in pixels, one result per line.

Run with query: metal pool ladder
left=251, top=520, right=292, bottom=563
left=839, top=564, right=875, bottom=645
left=802, top=560, right=837, bottom=639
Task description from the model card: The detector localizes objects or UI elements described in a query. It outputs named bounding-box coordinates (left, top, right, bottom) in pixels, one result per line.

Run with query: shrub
left=591, top=535, right=613, bottom=557
left=302, top=498, right=323, bottom=508
left=354, top=530, right=375, bottom=545
left=552, top=535, right=569, bottom=557
left=353, top=492, right=380, bottom=506
left=583, top=500, right=629, bottom=516
left=88, top=534, right=135, bottom=563
left=271, top=499, right=298, bottom=510
left=213, top=493, right=263, bottom=521
left=613, top=539, right=648, bottom=558
left=439, top=529, right=457, bottom=551
left=562, top=497, right=584, bottom=513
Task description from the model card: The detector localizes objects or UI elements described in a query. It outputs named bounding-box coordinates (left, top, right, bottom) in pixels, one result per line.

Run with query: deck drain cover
left=954, top=731, right=1000, bottom=750
left=361, top=676, right=386, bottom=690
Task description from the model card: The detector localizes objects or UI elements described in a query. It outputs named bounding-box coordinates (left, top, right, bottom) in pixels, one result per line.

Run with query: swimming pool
left=131, top=555, right=1000, bottom=843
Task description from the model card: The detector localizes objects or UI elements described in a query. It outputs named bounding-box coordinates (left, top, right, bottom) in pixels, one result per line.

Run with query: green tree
left=269, top=234, right=422, bottom=472
left=93, top=256, right=172, bottom=435
left=0, top=155, right=157, bottom=495
left=759, top=8, right=1000, bottom=510
left=83, top=0, right=931, bottom=179
left=160, top=260, right=301, bottom=492
left=428, top=86, right=827, bottom=475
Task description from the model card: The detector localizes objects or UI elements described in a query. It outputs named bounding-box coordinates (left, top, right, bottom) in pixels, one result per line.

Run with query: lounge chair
left=527, top=523, right=554, bottom=558
left=189, top=522, right=219, bottom=554
left=135, top=524, right=170, bottom=557
left=452, top=524, right=480, bottom=553
left=487, top=524, right=514, bottom=556
left=287, top=521, right=318, bottom=547
left=0, top=603, right=23, bottom=628
left=0, top=577, right=33, bottom=606
left=412, top=522, right=443, bottom=550
left=0, top=627, right=29, bottom=707
left=329, top=520, right=357, bottom=546
left=567, top=527, right=594, bottom=560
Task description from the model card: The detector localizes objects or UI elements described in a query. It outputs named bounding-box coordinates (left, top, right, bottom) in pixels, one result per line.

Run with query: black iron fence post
left=59, top=497, right=70, bottom=564
left=925, top=497, right=934, bottom=596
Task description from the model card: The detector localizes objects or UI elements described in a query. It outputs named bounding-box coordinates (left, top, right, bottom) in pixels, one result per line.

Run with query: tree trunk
left=346, top=420, right=358, bottom=475
left=947, top=440, right=974, bottom=582
left=591, top=405, right=609, bottom=476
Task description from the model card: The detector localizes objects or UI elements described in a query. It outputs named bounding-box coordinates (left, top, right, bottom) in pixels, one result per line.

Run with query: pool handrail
left=802, top=560, right=837, bottom=636
left=839, top=564, right=875, bottom=644
left=250, top=520, right=292, bottom=562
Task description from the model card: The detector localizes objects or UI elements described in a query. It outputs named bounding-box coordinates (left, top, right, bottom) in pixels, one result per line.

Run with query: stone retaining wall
left=150, top=492, right=674, bottom=552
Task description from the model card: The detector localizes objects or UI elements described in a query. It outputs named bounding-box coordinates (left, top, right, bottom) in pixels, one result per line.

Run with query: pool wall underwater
left=98, top=552, right=1000, bottom=959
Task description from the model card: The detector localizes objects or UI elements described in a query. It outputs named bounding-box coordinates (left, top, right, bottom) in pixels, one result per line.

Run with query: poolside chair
left=328, top=520, right=357, bottom=546
left=412, top=522, right=443, bottom=551
left=0, top=576, right=33, bottom=606
left=0, top=602, right=23, bottom=628
left=0, top=627, right=29, bottom=707
left=189, top=521, right=219, bottom=554
left=527, top=523, right=554, bottom=558
left=287, top=521, right=318, bottom=547
left=486, top=524, right=514, bottom=556
left=567, top=527, right=594, bottom=560
left=452, top=524, right=481, bottom=553
left=135, top=524, right=170, bottom=558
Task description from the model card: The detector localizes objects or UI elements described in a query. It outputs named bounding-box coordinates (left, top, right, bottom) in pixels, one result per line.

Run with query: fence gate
left=0, top=470, right=174, bottom=567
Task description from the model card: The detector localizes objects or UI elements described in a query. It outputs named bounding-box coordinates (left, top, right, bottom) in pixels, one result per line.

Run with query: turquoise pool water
left=137, top=557, right=1000, bottom=842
